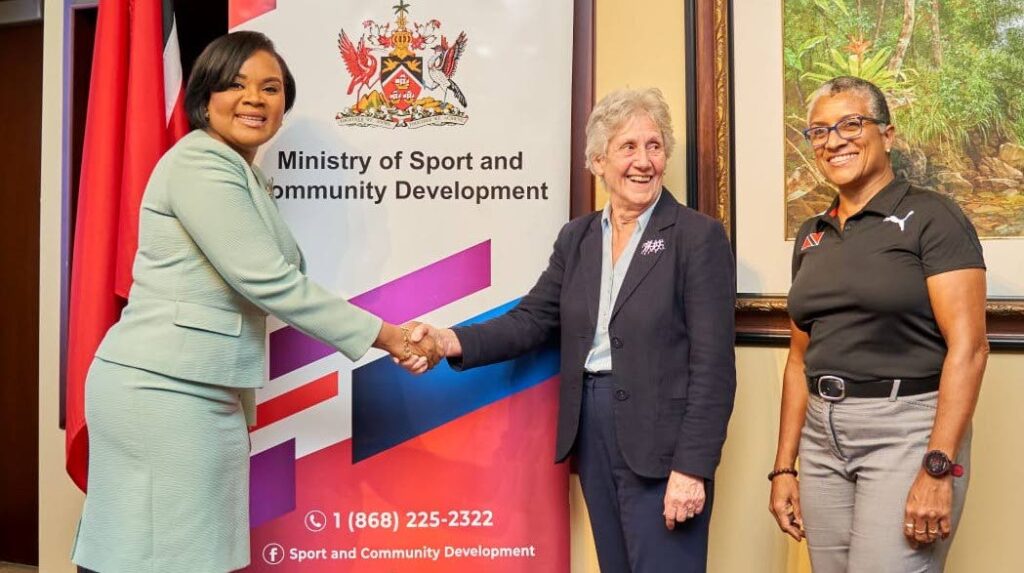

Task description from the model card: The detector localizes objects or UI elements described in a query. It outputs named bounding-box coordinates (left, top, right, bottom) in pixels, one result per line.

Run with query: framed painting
left=693, top=0, right=1024, bottom=346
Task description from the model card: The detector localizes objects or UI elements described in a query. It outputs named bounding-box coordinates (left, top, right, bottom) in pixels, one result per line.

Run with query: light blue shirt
left=584, top=194, right=660, bottom=372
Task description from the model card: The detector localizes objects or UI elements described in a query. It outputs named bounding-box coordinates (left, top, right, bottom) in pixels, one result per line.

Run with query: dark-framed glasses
left=802, top=115, right=884, bottom=148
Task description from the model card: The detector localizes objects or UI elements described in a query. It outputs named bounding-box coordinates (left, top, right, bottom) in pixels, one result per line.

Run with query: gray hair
left=585, top=88, right=675, bottom=173
left=806, top=76, right=891, bottom=126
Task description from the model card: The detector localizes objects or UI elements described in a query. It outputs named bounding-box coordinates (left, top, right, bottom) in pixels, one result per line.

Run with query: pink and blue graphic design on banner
left=243, top=241, right=568, bottom=571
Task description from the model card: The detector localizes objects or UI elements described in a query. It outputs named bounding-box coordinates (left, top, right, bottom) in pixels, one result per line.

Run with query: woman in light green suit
left=71, top=32, right=437, bottom=573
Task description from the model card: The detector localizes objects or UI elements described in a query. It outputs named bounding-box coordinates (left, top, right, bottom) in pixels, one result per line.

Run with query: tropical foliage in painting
left=784, top=0, right=1024, bottom=237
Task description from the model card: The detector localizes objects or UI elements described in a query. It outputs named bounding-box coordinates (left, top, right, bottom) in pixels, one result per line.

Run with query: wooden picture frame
left=570, top=0, right=595, bottom=218
left=690, top=0, right=1024, bottom=347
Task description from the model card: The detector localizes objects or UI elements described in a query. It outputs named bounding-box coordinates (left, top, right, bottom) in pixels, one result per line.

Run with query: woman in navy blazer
left=72, top=32, right=437, bottom=573
left=413, top=88, right=736, bottom=572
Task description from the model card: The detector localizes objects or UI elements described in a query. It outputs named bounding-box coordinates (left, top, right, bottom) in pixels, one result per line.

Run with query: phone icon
left=305, top=510, right=327, bottom=532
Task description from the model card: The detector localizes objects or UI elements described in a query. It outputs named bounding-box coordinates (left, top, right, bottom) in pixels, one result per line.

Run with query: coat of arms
left=336, top=1, right=469, bottom=129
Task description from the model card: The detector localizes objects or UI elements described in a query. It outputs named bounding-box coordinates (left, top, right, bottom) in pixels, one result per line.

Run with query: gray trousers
left=799, top=390, right=971, bottom=573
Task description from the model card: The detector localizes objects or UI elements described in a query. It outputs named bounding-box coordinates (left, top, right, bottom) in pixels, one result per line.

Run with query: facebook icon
left=262, top=543, right=285, bottom=565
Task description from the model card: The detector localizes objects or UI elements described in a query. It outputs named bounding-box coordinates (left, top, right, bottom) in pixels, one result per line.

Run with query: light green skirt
left=71, top=358, right=251, bottom=572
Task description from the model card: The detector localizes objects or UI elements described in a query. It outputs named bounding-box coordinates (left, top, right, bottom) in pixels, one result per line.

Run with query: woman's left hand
left=663, top=471, right=705, bottom=530
left=904, top=469, right=954, bottom=547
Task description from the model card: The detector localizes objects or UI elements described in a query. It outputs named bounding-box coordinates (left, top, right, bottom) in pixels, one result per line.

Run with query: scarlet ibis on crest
left=338, top=30, right=378, bottom=100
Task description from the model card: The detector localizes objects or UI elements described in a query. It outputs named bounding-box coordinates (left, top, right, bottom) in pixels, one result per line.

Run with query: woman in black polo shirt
left=767, top=76, right=988, bottom=572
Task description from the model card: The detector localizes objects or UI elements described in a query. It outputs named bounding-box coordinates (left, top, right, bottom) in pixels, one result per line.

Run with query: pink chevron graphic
left=268, top=240, right=491, bottom=379
left=252, top=241, right=493, bottom=525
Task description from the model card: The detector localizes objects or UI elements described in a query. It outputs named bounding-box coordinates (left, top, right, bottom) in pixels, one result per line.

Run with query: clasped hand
left=391, top=322, right=462, bottom=374
left=384, top=321, right=442, bottom=374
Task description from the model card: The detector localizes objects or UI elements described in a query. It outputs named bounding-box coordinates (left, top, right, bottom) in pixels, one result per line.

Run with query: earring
left=204, top=109, right=210, bottom=121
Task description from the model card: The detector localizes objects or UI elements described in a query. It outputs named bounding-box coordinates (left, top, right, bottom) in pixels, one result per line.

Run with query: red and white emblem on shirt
left=801, top=231, right=825, bottom=251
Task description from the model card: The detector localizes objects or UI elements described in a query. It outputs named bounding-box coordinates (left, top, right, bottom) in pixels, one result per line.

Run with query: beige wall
left=37, top=1, right=1024, bottom=572
left=593, top=0, right=687, bottom=209
left=39, top=1, right=85, bottom=572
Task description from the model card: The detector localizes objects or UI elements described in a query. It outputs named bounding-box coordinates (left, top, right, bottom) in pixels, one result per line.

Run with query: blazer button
left=611, top=337, right=623, bottom=349
left=614, top=389, right=629, bottom=401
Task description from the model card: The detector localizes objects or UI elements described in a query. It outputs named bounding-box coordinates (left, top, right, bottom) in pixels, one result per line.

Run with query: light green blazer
left=97, top=130, right=382, bottom=415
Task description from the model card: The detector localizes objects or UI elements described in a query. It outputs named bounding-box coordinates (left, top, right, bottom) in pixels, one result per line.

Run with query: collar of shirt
left=585, top=192, right=661, bottom=372
left=600, top=190, right=661, bottom=234
left=818, top=178, right=910, bottom=231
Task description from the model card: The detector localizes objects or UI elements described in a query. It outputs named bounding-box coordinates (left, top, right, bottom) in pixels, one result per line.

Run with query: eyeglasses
left=802, top=115, right=885, bottom=148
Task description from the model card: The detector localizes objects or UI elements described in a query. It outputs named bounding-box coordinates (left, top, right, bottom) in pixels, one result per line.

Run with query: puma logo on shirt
left=883, top=210, right=915, bottom=232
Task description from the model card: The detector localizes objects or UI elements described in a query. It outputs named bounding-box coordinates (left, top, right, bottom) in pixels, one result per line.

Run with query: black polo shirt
left=788, top=178, right=985, bottom=380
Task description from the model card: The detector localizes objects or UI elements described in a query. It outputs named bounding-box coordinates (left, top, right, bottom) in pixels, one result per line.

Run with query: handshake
left=379, top=321, right=462, bottom=374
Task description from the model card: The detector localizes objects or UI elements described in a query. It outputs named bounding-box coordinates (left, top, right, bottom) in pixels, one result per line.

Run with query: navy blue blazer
left=452, top=191, right=736, bottom=479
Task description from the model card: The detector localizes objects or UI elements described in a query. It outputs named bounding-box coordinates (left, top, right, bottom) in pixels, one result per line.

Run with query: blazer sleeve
left=450, top=222, right=572, bottom=369
left=672, top=219, right=737, bottom=479
left=167, top=142, right=383, bottom=361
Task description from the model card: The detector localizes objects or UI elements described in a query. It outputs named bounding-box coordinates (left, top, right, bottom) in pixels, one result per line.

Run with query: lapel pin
left=641, top=239, right=665, bottom=255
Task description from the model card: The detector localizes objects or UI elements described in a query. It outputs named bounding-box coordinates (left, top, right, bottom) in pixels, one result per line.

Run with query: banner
left=231, top=1, right=574, bottom=570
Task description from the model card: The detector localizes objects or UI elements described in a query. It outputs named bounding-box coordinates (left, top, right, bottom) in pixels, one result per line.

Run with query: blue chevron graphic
left=351, top=299, right=560, bottom=462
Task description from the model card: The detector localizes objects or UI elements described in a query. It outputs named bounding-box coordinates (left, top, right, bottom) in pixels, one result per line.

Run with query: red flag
left=229, top=0, right=278, bottom=29
left=66, top=0, right=188, bottom=492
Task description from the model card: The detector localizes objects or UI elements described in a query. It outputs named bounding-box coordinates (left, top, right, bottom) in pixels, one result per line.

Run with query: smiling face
left=808, top=91, right=895, bottom=193
left=593, top=113, right=667, bottom=212
left=205, top=50, right=285, bottom=164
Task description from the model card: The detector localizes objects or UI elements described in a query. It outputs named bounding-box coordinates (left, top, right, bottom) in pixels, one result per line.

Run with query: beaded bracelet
left=767, top=468, right=798, bottom=481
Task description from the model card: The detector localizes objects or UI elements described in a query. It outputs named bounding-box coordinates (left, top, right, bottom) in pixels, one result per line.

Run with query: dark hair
left=807, top=76, right=892, bottom=125
left=184, top=31, right=297, bottom=130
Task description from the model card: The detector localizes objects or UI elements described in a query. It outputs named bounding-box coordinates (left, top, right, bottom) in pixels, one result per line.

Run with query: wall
left=593, top=0, right=687, bottom=209
left=39, top=1, right=85, bottom=572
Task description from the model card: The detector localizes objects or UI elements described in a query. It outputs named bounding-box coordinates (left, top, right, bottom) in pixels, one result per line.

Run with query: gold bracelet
left=400, top=326, right=412, bottom=360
